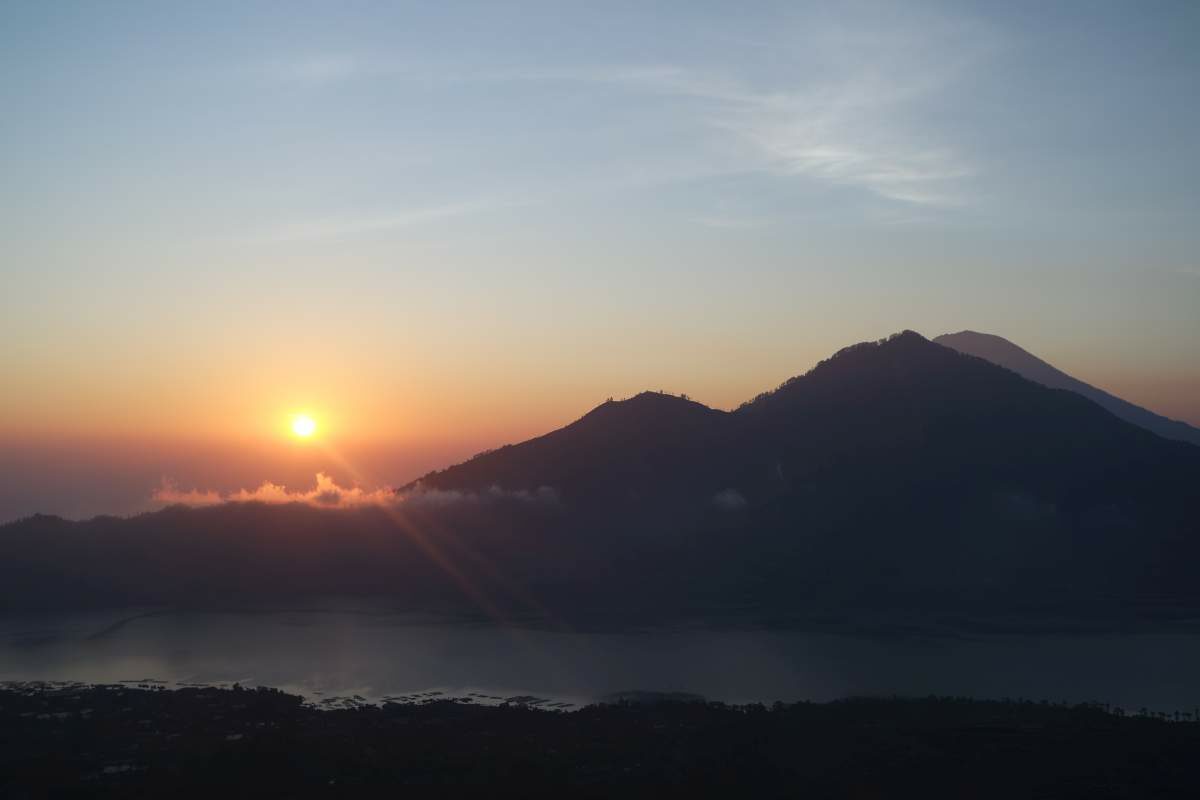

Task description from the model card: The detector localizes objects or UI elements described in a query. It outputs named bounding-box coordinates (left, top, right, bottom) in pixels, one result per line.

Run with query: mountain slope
left=409, top=391, right=738, bottom=509
left=934, top=330, right=1200, bottom=446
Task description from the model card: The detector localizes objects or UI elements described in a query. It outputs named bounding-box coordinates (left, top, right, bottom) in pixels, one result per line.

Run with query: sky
left=2, top=1, right=1198, bottom=520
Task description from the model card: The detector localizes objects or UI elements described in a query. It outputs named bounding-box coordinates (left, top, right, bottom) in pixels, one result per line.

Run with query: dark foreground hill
left=4, top=684, right=1200, bottom=798
left=934, top=330, right=1200, bottom=446
left=2, top=331, right=1198, bottom=624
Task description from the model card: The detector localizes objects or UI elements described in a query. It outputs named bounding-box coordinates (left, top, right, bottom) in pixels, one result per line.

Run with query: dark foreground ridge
left=4, top=684, right=1200, bottom=798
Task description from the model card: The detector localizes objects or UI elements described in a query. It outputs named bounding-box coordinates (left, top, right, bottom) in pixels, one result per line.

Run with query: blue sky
left=2, top=0, right=1199, bottom=459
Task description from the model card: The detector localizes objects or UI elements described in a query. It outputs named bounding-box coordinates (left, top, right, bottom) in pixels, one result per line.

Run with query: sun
left=291, top=414, right=317, bottom=438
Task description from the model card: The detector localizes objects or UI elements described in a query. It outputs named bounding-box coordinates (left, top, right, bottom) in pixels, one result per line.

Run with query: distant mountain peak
left=935, top=331, right=1063, bottom=378
left=934, top=331, right=1200, bottom=446
left=941, top=330, right=1008, bottom=341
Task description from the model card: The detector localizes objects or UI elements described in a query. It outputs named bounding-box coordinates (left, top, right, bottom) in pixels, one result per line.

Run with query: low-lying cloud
left=152, top=473, right=559, bottom=510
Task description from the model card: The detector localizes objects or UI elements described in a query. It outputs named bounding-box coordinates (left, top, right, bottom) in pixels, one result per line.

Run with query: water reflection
left=2, top=609, right=1199, bottom=712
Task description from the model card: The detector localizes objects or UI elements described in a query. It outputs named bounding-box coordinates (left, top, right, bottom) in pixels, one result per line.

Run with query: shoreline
left=4, top=683, right=1200, bottom=796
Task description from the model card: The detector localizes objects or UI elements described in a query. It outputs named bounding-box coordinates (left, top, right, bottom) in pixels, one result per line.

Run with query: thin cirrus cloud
left=257, top=7, right=996, bottom=238
left=529, top=54, right=983, bottom=208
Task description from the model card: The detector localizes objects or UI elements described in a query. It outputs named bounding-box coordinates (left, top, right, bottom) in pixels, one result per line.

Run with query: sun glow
left=291, top=414, right=317, bottom=438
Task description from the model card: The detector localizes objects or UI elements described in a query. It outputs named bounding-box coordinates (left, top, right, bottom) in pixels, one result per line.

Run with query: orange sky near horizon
left=1, top=326, right=1198, bottom=524
left=4, top=1, right=1200, bottom=523
left=4, top=325, right=1198, bottom=447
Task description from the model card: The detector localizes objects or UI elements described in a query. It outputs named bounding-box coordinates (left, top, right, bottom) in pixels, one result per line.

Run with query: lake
left=3, top=608, right=1199, bottom=712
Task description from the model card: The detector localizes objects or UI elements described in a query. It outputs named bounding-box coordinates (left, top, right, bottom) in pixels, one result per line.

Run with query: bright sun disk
left=292, top=414, right=317, bottom=437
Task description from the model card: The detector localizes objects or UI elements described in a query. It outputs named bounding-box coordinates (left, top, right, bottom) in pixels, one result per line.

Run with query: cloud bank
left=152, top=473, right=559, bottom=510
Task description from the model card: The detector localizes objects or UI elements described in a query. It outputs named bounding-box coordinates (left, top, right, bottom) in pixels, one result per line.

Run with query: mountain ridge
left=413, top=330, right=1192, bottom=506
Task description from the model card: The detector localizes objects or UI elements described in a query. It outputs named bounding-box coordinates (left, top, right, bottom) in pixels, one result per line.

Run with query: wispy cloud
left=532, top=57, right=983, bottom=208
left=260, top=6, right=997, bottom=213
left=472, top=2, right=996, bottom=209
left=715, top=92, right=975, bottom=207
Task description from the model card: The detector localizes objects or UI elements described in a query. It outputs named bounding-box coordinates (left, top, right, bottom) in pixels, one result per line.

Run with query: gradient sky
left=2, top=1, right=1198, bottom=520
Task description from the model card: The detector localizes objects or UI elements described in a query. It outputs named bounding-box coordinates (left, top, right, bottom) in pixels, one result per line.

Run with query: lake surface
left=3, top=609, right=1200, bottom=712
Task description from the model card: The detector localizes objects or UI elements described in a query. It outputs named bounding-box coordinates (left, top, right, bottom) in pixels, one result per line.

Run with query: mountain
left=407, top=391, right=737, bottom=510
left=4, top=331, right=1198, bottom=625
left=934, top=330, right=1200, bottom=446
left=417, top=331, right=1195, bottom=516
left=402, top=331, right=1200, bottom=618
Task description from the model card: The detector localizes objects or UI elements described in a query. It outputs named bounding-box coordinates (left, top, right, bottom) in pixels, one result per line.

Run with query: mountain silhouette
left=416, top=331, right=1195, bottom=512
left=4, top=331, right=1198, bottom=624
left=934, top=330, right=1200, bottom=446
left=406, top=390, right=736, bottom=509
